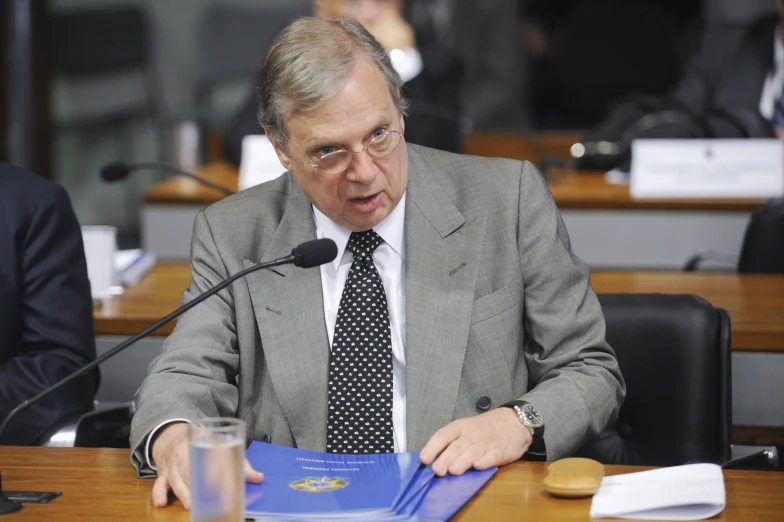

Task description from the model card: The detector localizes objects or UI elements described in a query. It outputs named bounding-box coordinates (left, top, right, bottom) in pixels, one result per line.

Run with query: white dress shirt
left=145, top=194, right=409, bottom=468
left=758, top=28, right=784, bottom=120
left=313, top=193, right=408, bottom=452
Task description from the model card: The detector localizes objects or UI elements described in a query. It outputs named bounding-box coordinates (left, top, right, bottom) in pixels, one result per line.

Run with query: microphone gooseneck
left=100, top=161, right=236, bottom=196
left=0, top=238, right=337, bottom=443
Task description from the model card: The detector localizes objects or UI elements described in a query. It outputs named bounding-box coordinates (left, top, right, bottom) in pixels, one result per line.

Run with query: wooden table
left=2, top=446, right=782, bottom=521
left=95, top=263, right=784, bottom=353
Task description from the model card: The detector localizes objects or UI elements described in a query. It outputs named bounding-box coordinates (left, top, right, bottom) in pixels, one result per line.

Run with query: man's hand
left=366, top=8, right=415, bottom=51
left=150, top=422, right=264, bottom=509
left=420, top=408, right=532, bottom=476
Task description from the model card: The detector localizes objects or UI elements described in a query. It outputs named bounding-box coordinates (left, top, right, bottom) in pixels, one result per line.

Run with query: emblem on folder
left=289, top=477, right=349, bottom=492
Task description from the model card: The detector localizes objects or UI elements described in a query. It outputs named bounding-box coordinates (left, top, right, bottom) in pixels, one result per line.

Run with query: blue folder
left=245, top=442, right=421, bottom=518
left=244, top=441, right=496, bottom=521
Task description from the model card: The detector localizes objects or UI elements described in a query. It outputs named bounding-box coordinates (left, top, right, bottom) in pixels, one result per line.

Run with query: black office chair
left=575, top=293, right=732, bottom=466
left=576, top=293, right=778, bottom=469
left=683, top=198, right=784, bottom=273
left=49, top=6, right=166, bottom=160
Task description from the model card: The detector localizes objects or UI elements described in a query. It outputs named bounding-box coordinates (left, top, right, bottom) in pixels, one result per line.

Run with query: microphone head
left=292, top=238, right=338, bottom=268
left=100, top=162, right=131, bottom=182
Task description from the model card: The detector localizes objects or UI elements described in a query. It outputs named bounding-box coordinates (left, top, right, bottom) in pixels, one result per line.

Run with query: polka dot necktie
left=326, top=230, right=394, bottom=454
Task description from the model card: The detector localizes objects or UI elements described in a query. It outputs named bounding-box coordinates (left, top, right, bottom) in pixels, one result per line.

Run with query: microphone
left=100, top=162, right=236, bottom=196
left=0, top=238, right=337, bottom=444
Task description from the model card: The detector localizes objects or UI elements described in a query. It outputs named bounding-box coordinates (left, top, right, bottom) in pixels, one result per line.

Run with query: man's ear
left=266, top=132, right=293, bottom=172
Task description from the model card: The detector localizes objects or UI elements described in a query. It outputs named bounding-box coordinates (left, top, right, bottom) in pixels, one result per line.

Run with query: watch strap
left=502, top=400, right=546, bottom=451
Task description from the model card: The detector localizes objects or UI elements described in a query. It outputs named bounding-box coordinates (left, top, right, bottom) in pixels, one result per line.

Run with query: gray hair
left=257, top=16, right=409, bottom=152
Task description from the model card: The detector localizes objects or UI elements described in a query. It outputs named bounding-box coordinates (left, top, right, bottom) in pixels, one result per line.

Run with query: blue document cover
left=244, top=442, right=422, bottom=518
left=405, top=467, right=497, bottom=522
left=393, top=466, right=436, bottom=516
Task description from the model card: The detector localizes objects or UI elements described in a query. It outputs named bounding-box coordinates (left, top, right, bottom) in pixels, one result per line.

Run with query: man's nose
left=345, top=150, right=379, bottom=183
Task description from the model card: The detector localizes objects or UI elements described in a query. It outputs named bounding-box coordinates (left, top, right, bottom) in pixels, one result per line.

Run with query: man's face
left=270, top=58, right=408, bottom=232
left=313, top=0, right=400, bottom=28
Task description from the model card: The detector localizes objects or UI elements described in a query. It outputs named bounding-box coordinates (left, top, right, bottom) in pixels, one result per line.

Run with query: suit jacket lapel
left=404, top=146, right=487, bottom=450
left=243, top=179, right=330, bottom=451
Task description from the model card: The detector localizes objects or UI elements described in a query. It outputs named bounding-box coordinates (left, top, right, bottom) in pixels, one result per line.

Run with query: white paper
left=114, top=249, right=156, bottom=287
left=81, top=226, right=119, bottom=299
left=590, top=464, right=725, bottom=520
left=239, top=135, right=286, bottom=191
left=630, top=139, right=784, bottom=199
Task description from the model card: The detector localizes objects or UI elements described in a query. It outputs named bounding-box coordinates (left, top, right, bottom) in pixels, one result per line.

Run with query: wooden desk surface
left=2, top=446, right=782, bottom=521
left=94, top=263, right=784, bottom=353
left=143, top=132, right=765, bottom=211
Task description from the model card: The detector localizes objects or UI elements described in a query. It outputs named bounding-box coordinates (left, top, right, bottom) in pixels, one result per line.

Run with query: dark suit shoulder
left=0, top=164, right=75, bottom=242
left=0, top=163, right=65, bottom=208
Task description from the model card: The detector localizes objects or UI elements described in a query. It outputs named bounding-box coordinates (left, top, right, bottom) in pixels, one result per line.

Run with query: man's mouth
left=349, top=193, right=382, bottom=213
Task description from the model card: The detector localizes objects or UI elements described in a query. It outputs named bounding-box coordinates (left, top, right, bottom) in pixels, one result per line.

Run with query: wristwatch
left=503, top=400, right=545, bottom=450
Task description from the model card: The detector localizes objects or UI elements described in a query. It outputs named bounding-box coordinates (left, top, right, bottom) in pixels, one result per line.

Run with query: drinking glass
left=189, top=418, right=246, bottom=522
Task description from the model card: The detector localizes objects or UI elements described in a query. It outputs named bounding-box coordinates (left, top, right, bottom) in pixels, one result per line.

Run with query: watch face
left=522, top=405, right=544, bottom=428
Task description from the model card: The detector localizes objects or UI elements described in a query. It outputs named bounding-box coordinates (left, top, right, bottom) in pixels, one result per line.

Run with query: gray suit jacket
left=130, top=144, right=624, bottom=476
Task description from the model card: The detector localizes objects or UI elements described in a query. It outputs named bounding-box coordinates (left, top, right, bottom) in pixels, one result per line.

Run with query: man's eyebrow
left=303, top=116, right=393, bottom=150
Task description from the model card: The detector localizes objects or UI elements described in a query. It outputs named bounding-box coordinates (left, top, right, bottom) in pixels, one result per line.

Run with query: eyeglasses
left=307, top=130, right=404, bottom=175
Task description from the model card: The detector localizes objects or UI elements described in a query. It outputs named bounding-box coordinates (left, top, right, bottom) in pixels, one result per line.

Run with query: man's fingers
left=431, top=436, right=471, bottom=476
left=472, top=447, right=504, bottom=471
left=447, top=444, right=485, bottom=476
left=167, top=468, right=192, bottom=511
left=151, top=475, right=171, bottom=508
left=244, top=459, right=264, bottom=484
left=420, top=423, right=461, bottom=465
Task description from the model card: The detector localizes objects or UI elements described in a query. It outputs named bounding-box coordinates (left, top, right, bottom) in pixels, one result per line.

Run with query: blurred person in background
left=407, top=0, right=529, bottom=132
left=0, top=163, right=99, bottom=445
left=671, top=0, right=784, bottom=135
left=222, top=0, right=463, bottom=166
left=520, top=0, right=701, bottom=128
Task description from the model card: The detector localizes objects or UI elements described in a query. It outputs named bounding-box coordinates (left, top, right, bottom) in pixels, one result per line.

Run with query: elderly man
left=132, top=17, right=624, bottom=509
left=221, top=0, right=462, bottom=167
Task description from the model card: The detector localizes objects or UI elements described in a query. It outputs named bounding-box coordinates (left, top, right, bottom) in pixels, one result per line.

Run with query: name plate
left=630, top=139, right=784, bottom=199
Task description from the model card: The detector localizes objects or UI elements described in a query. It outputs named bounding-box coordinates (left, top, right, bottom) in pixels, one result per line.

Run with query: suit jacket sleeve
left=130, top=210, right=240, bottom=476
left=515, top=162, right=625, bottom=459
left=0, top=182, right=98, bottom=445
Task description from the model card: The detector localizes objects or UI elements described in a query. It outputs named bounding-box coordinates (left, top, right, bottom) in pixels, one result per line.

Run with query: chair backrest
left=49, top=6, right=161, bottom=127
left=575, top=294, right=732, bottom=466
left=50, top=7, right=148, bottom=78
left=738, top=198, right=784, bottom=273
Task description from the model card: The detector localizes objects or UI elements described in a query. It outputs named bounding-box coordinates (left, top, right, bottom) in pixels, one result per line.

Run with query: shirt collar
left=312, top=192, right=407, bottom=272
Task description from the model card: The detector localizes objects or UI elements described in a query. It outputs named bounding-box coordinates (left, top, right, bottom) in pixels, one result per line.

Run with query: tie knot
left=347, top=230, right=383, bottom=262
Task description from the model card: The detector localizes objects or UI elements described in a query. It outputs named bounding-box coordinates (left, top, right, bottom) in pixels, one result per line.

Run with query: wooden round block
left=542, top=457, right=605, bottom=498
